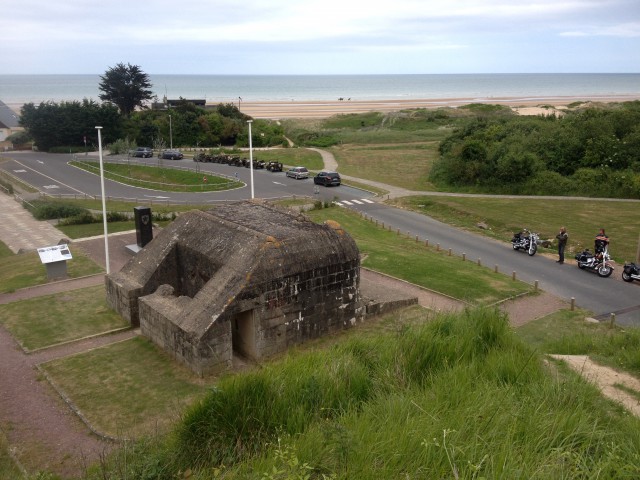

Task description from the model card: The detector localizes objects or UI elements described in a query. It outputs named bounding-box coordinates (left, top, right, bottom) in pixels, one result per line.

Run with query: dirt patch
left=550, top=354, right=640, bottom=416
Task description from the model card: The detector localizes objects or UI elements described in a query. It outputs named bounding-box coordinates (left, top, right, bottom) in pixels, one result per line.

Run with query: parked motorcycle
left=511, top=229, right=539, bottom=256
left=575, top=247, right=614, bottom=277
left=622, top=262, right=640, bottom=283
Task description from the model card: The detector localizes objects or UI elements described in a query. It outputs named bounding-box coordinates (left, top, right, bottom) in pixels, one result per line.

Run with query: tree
left=98, top=63, right=153, bottom=116
left=20, top=100, right=121, bottom=151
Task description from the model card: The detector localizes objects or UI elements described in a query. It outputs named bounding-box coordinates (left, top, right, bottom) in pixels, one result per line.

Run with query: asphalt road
left=0, top=151, right=373, bottom=205
left=342, top=200, right=640, bottom=326
left=2, top=150, right=639, bottom=326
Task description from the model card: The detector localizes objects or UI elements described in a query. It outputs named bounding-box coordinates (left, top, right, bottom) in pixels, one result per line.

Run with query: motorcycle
left=575, top=246, right=614, bottom=278
left=511, top=229, right=539, bottom=256
left=622, top=262, right=640, bottom=283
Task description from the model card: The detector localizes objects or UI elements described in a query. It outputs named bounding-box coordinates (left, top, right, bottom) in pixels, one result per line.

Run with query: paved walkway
left=0, top=191, right=69, bottom=252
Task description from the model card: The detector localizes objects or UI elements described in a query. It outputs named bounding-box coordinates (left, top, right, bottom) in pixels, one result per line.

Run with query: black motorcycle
left=511, top=229, right=539, bottom=256
left=575, top=247, right=614, bottom=278
left=622, top=262, right=640, bottom=283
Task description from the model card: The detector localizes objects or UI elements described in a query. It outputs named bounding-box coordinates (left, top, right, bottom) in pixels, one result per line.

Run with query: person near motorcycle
left=555, top=226, right=568, bottom=264
left=595, top=229, right=609, bottom=260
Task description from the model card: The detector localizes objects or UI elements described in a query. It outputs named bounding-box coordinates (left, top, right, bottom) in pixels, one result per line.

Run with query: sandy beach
left=235, top=95, right=640, bottom=119
left=5, top=95, right=640, bottom=120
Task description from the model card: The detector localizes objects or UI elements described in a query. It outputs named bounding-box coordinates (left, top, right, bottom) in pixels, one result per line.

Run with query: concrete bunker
left=106, top=201, right=362, bottom=376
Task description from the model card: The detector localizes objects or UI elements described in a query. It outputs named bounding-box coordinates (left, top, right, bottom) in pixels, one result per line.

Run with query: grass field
left=40, top=337, right=206, bottom=438
left=0, top=249, right=102, bottom=294
left=0, top=240, right=12, bottom=259
left=393, top=195, right=640, bottom=264
left=0, top=285, right=129, bottom=351
left=307, top=206, right=531, bottom=304
left=329, top=142, right=440, bottom=191
left=70, top=160, right=242, bottom=192
left=88, top=307, right=640, bottom=478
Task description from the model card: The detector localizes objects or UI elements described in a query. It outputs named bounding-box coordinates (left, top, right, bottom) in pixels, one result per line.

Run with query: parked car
left=159, top=149, right=184, bottom=160
left=131, top=147, right=153, bottom=158
left=285, top=166, right=309, bottom=179
left=314, top=171, right=341, bottom=187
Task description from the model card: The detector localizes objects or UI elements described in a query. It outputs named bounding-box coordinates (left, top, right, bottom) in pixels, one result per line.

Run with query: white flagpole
left=96, top=126, right=110, bottom=274
left=247, top=120, right=254, bottom=199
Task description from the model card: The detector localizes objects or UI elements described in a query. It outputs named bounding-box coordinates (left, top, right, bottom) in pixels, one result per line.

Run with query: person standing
left=556, top=226, right=568, bottom=264
left=595, top=228, right=609, bottom=259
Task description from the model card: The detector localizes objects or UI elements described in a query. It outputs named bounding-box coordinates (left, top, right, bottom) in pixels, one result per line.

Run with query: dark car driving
left=158, top=149, right=184, bottom=160
left=313, top=171, right=341, bottom=186
left=131, top=147, right=153, bottom=158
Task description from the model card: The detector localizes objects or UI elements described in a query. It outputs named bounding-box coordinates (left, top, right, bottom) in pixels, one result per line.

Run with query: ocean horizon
left=1, top=73, right=639, bottom=106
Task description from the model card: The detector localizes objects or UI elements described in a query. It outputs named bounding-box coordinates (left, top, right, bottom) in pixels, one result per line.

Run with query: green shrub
left=27, top=200, right=89, bottom=220
left=108, top=137, right=137, bottom=155
left=58, top=211, right=132, bottom=226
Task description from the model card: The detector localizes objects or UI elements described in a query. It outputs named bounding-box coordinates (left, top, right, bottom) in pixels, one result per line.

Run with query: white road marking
left=272, top=181, right=286, bottom=185
left=11, top=158, right=86, bottom=194
left=341, top=200, right=353, bottom=205
left=362, top=198, right=375, bottom=204
left=351, top=199, right=364, bottom=204
left=43, top=185, right=59, bottom=189
left=13, top=169, right=27, bottom=173
left=143, top=195, right=170, bottom=199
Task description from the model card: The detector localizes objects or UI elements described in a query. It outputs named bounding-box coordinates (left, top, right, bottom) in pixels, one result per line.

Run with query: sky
left=5, top=0, right=640, bottom=74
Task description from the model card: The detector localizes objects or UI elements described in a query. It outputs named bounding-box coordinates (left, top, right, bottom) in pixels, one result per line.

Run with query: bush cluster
left=431, top=102, right=640, bottom=198
left=26, top=200, right=89, bottom=220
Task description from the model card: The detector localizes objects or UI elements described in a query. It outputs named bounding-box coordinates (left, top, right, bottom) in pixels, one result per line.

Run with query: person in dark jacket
left=555, top=226, right=568, bottom=264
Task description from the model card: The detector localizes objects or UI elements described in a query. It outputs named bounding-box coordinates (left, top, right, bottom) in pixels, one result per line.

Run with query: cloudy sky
left=6, top=0, right=640, bottom=74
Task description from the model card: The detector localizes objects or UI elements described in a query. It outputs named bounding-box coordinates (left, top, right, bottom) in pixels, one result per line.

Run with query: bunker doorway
left=232, top=310, right=257, bottom=360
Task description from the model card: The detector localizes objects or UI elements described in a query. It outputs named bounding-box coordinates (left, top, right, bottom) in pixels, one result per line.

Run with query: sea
left=1, top=73, right=639, bottom=106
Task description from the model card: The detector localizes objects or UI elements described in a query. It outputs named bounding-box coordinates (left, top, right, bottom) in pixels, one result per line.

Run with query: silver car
left=286, top=166, right=309, bottom=179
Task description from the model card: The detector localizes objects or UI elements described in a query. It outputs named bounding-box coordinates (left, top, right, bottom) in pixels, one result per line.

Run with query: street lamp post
left=169, top=114, right=173, bottom=149
left=95, top=126, right=110, bottom=274
left=238, top=96, right=242, bottom=111
left=247, top=120, right=254, bottom=199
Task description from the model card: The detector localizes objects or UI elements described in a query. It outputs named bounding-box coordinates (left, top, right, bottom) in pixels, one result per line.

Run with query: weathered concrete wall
left=106, top=202, right=364, bottom=376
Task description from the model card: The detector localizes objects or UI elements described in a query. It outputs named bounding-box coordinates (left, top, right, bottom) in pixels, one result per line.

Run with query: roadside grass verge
left=70, top=161, right=242, bottom=192
left=0, top=249, right=102, bottom=294
left=34, top=196, right=210, bottom=214
left=0, top=285, right=129, bottom=351
left=40, top=337, right=206, bottom=438
left=307, top=207, right=531, bottom=304
left=392, top=195, right=640, bottom=264
left=329, top=143, right=440, bottom=191
left=517, top=309, right=640, bottom=377
left=91, top=308, right=640, bottom=478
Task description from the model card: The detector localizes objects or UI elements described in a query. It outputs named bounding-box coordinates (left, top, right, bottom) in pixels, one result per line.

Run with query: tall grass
left=90, top=308, right=640, bottom=478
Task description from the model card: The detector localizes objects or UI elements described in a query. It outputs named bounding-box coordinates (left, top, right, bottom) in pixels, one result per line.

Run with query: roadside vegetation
left=392, top=195, right=640, bottom=263
left=307, top=206, right=531, bottom=304
left=283, top=101, right=640, bottom=199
